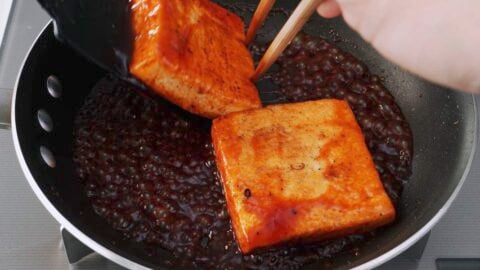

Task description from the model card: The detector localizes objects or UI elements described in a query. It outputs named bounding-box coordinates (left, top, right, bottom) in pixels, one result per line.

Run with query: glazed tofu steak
left=212, top=99, right=395, bottom=253
left=130, top=0, right=261, bottom=118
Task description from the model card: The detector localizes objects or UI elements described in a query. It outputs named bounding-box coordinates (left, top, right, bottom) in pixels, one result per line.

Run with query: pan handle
left=0, top=88, right=12, bottom=129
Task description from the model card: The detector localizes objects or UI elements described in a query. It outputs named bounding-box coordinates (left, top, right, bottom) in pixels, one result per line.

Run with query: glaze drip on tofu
left=129, top=0, right=261, bottom=118
left=212, top=100, right=396, bottom=253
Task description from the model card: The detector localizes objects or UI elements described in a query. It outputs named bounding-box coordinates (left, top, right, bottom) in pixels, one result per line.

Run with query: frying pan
left=0, top=1, right=477, bottom=269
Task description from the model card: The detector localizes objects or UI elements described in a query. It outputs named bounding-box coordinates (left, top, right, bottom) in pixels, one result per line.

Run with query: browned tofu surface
left=129, top=0, right=261, bottom=118
left=212, top=99, right=395, bottom=254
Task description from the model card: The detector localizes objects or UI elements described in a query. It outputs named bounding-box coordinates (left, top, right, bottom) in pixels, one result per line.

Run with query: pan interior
left=14, top=2, right=476, bottom=269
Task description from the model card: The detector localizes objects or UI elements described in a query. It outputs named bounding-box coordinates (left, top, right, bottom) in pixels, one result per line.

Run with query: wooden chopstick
left=253, top=0, right=323, bottom=81
left=246, top=0, right=277, bottom=44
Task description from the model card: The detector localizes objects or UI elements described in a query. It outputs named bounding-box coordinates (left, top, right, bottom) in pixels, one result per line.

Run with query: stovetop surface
left=0, top=1, right=478, bottom=270
left=0, top=0, right=13, bottom=48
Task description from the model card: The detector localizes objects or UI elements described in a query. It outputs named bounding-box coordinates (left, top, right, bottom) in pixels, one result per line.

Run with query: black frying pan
left=7, top=0, right=477, bottom=269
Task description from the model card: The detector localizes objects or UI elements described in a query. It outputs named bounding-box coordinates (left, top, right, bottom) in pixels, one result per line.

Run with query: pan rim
left=11, top=20, right=478, bottom=270
left=352, top=98, right=477, bottom=270
left=11, top=21, right=151, bottom=270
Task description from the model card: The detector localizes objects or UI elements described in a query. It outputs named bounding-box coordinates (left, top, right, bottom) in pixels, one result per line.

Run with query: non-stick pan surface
left=12, top=1, right=477, bottom=269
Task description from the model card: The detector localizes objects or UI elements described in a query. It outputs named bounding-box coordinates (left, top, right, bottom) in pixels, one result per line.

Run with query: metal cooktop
left=0, top=0, right=13, bottom=49
left=0, top=1, right=478, bottom=269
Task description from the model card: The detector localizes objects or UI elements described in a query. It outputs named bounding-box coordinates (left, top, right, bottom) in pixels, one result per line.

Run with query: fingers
left=317, top=0, right=342, bottom=18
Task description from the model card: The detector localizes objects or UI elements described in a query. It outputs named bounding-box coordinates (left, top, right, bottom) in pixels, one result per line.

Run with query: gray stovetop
left=0, top=1, right=479, bottom=270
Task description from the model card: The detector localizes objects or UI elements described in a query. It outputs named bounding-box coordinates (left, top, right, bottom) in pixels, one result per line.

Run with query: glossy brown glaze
left=73, top=33, right=412, bottom=269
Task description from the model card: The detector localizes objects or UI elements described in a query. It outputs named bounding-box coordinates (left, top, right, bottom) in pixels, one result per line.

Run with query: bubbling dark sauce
left=73, top=33, right=412, bottom=269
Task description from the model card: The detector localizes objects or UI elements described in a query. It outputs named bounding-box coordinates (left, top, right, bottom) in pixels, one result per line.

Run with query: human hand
left=317, top=0, right=480, bottom=93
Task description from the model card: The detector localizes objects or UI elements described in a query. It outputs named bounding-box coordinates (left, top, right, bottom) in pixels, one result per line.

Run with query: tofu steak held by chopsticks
left=130, top=0, right=261, bottom=118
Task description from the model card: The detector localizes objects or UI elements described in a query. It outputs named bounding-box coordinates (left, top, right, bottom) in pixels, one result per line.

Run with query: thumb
left=317, top=0, right=342, bottom=18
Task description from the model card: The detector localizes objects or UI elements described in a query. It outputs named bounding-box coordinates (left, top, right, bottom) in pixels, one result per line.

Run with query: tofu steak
left=130, top=0, right=261, bottom=118
left=212, top=99, right=395, bottom=254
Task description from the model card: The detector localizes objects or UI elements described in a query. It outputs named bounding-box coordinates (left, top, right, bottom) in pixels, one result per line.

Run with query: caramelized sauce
left=73, top=33, right=412, bottom=269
